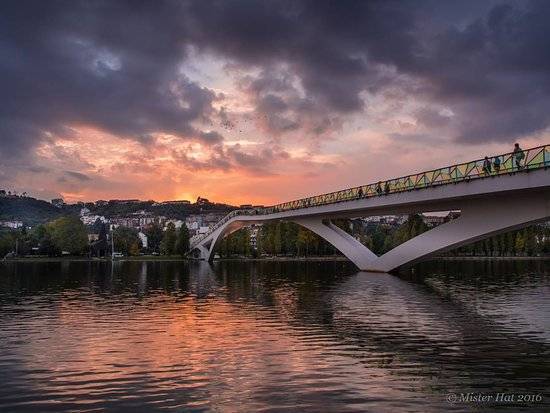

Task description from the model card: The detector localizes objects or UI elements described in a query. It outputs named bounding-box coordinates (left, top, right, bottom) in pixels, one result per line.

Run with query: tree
left=47, top=216, right=88, bottom=255
left=514, top=232, right=525, bottom=256
left=113, top=226, right=142, bottom=256
left=144, top=221, right=163, bottom=252
left=296, top=227, right=317, bottom=256
left=0, top=230, right=16, bottom=257
left=175, top=225, right=190, bottom=256
left=160, top=222, right=177, bottom=255
left=30, top=224, right=59, bottom=256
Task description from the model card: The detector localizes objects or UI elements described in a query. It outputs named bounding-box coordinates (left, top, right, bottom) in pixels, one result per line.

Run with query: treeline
left=0, top=217, right=191, bottom=258
left=102, top=221, right=190, bottom=256
left=218, top=222, right=339, bottom=257
left=0, top=195, right=236, bottom=226
left=219, top=216, right=427, bottom=257
left=76, top=200, right=234, bottom=220
left=219, top=214, right=550, bottom=258
left=0, top=216, right=89, bottom=257
left=448, top=226, right=550, bottom=256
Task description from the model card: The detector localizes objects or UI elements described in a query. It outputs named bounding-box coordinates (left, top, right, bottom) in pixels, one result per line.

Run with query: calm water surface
left=0, top=260, right=548, bottom=412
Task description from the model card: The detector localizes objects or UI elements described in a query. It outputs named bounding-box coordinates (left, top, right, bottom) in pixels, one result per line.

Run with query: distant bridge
left=190, top=145, right=550, bottom=272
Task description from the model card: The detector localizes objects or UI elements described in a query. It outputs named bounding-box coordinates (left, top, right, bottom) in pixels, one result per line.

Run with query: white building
left=164, top=219, right=184, bottom=229
left=198, top=226, right=210, bottom=234
left=249, top=226, right=260, bottom=250
left=0, top=220, right=23, bottom=229
left=80, top=214, right=107, bottom=225
left=138, top=232, right=148, bottom=249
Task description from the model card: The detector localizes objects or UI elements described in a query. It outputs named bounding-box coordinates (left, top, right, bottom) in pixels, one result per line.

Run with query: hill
left=0, top=196, right=238, bottom=227
left=0, top=197, right=68, bottom=226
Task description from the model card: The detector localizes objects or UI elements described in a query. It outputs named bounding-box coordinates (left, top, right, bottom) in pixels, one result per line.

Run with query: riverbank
left=4, top=255, right=550, bottom=264
left=1, top=255, right=351, bottom=263
left=434, top=256, right=550, bottom=261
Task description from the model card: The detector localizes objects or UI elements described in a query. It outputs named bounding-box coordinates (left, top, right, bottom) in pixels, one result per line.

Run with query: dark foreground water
left=0, top=260, right=548, bottom=412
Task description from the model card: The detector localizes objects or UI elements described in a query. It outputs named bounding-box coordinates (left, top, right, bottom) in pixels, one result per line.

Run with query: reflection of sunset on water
left=1, top=261, right=548, bottom=411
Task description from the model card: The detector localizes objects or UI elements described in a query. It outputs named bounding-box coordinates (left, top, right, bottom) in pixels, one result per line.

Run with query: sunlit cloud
left=2, top=1, right=550, bottom=204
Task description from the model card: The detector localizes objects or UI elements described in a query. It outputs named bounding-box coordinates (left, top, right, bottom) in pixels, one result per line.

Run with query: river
left=0, top=260, right=548, bottom=412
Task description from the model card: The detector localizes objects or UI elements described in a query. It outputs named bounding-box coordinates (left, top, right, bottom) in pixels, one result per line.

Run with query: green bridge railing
left=191, top=144, right=550, bottom=247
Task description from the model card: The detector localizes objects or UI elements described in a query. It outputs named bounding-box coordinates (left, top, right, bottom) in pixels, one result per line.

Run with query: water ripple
left=0, top=260, right=548, bottom=412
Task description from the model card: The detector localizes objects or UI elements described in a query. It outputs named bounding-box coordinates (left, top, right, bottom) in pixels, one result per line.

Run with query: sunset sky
left=2, top=0, right=550, bottom=205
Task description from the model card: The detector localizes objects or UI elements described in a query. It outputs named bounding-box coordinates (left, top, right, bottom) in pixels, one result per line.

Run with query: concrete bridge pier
left=295, top=192, right=550, bottom=272
left=371, top=192, right=550, bottom=272
left=292, top=217, right=378, bottom=271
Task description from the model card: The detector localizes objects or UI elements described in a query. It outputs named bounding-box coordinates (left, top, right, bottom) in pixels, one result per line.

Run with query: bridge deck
left=192, top=144, right=550, bottom=248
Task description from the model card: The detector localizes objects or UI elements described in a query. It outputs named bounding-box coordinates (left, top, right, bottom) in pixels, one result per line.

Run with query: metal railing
left=191, top=144, right=550, bottom=248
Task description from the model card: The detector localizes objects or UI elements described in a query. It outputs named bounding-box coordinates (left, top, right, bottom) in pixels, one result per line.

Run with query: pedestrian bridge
left=190, top=145, right=550, bottom=272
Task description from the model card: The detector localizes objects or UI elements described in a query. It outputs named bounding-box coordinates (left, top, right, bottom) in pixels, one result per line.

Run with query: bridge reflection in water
left=0, top=260, right=548, bottom=412
left=192, top=145, right=550, bottom=272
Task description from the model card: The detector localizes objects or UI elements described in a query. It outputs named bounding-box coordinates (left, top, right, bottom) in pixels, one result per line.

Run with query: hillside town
left=0, top=191, right=233, bottom=257
left=2, top=189, right=550, bottom=259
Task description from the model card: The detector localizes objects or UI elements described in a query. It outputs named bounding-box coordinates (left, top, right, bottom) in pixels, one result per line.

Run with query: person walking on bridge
left=384, top=181, right=390, bottom=194
left=513, top=143, right=525, bottom=170
left=493, top=155, right=501, bottom=173
left=375, top=181, right=382, bottom=195
left=482, top=156, right=492, bottom=174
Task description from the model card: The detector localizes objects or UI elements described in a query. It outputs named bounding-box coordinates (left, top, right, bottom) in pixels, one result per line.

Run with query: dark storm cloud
left=1, top=0, right=549, bottom=175
left=184, top=0, right=550, bottom=143
left=0, top=0, right=218, bottom=163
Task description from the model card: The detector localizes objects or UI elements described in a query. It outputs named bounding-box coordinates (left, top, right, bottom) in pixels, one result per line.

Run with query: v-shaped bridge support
left=292, top=218, right=377, bottom=270
left=193, top=192, right=549, bottom=272
left=295, top=193, right=550, bottom=272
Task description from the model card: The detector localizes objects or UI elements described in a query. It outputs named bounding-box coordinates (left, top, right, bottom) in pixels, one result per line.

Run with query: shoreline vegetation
left=3, top=255, right=550, bottom=263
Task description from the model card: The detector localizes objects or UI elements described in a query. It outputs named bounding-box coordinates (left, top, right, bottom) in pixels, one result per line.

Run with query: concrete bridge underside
left=193, top=169, right=550, bottom=272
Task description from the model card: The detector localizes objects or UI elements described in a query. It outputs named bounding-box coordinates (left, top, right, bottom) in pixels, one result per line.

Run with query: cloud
left=2, top=0, right=550, bottom=202
left=184, top=0, right=550, bottom=143
left=64, top=171, right=91, bottom=181
left=0, top=0, right=221, bottom=164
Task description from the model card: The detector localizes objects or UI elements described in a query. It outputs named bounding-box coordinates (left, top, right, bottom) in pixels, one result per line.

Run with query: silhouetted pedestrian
left=493, top=156, right=501, bottom=173
left=375, top=181, right=382, bottom=195
left=513, top=143, right=525, bottom=169
left=482, top=156, right=492, bottom=174
left=357, top=187, right=364, bottom=198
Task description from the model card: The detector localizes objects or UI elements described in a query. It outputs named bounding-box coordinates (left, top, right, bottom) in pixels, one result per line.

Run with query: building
left=422, top=214, right=446, bottom=227
left=362, top=215, right=406, bottom=226
left=109, top=199, right=140, bottom=204
left=110, top=212, right=161, bottom=230
left=138, top=232, right=148, bottom=249
left=249, top=225, right=260, bottom=250
left=0, top=220, right=23, bottom=229
left=81, top=215, right=107, bottom=225
left=153, top=200, right=191, bottom=206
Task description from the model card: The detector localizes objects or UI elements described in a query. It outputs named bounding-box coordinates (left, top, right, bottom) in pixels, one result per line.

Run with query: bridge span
left=190, top=145, right=550, bottom=272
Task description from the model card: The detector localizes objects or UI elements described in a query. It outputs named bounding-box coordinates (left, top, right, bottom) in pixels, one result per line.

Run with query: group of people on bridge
left=238, top=143, right=528, bottom=217
left=483, top=143, right=525, bottom=175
